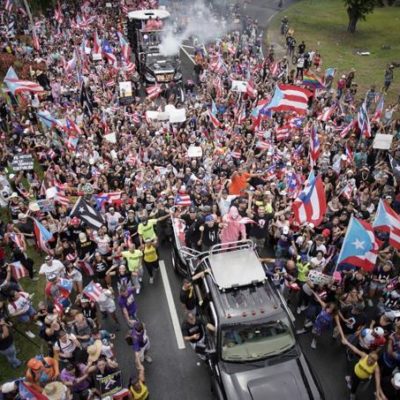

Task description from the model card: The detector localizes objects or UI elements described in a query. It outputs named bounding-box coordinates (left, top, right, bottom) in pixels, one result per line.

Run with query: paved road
left=108, top=1, right=377, bottom=399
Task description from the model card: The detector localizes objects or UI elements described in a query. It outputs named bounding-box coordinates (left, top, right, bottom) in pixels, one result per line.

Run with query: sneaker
left=26, top=330, right=36, bottom=339
left=144, top=355, right=152, bottom=363
left=345, top=376, right=352, bottom=390
left=35, top=321, right=43, bottom=327
left=310, top=338, right=317, bottom=349
left=149, top=277, right=154, bottom=285
left=136, top=288, right=141, bottom=295
left=300, top=305, right=308, bottom=311
left=296, top=307, right=302, bottom=315
left=296, top=328, right=307, bottom=335
left=304, top=320, right=313, bottom=328
left=139, top=277, right=143, bottom=283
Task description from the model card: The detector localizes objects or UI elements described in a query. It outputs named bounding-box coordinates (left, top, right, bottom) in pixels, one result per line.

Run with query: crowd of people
left=0, top=0, right=400, bottom=399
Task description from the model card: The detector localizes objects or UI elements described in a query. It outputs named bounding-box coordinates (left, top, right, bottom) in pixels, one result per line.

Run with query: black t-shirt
left=249, top=215, right=269, bottom=239
left=93, top=260, right=108, bottom=279
left=77, top=240, right=96, bottom=259
left=181, top=319, right=203, bottom=343
left=180, top=286, right=196, bottom=311
left=202, top=225, right=219, bottom=247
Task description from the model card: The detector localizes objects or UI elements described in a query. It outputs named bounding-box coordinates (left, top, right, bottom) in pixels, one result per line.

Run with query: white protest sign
left=145, top=111, right=159, bottom=120
left=85, top=47, right=91, bottom=55
left=169, top=108, right=186, bottom=123
left=92, top=53, right=102, bottom=61
left=373, top=134, right=393, bottom=150
left=119, top=81, right=133, bottom=98
left=187, top=146, right=203, bottom=158
left=46, top=187, right=57, bottom=199
left=104, top=132, right=117, bottom=143
left=231, top=80, right=247, bottom=93
left=157, top=112, right=170, bottom=121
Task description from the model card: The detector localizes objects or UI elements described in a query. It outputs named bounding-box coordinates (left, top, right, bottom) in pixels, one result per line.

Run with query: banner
left=373, top=133, right=393, bottom=150
left=95, top=370, right=123, bottom=398
left=231, top=80, right=247, bottom=92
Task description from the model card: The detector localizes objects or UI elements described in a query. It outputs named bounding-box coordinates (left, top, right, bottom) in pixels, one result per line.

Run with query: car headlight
left=174, top=72, right=182, bottom=81
left=145, top=73, right=156, bottom=82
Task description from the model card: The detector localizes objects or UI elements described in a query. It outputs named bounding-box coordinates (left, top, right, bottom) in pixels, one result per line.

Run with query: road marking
left=159, top=260, right=186, bottom=350
left=179, top=45, right=196, bottom=65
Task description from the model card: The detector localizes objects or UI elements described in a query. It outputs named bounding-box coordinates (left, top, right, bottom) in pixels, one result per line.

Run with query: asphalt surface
left=107, top=1, right=376, bottom=399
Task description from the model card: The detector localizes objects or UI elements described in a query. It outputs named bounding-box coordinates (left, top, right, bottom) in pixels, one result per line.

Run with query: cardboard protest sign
left=373, top=134, right=393, bottom=150
left=37, top=199, right=55, bottom=213
left=231, top=80, right=247, bottom=92
left=187, top=146, right=202, bottom=158
left=169, top=108, right=186, bottom=123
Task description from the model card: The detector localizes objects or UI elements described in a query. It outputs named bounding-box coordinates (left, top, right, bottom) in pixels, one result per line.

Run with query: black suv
left=185, top=240, right=325, bottom=400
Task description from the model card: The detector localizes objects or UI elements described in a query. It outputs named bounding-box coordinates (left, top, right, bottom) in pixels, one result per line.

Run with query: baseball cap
left=205, top=215, right=214, bottom=222
left=374, top=327, right=384, bottom=337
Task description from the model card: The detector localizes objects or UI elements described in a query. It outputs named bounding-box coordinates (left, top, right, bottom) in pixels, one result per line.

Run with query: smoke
left=159, top=0, right=229, bottom=57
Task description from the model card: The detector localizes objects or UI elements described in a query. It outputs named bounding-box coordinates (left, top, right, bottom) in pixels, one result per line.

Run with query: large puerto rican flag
left=265, top=84, right=311, bottom=114
left=357, top=100, right=371, bottom=138
left=3, top=66, right=44, bottom=95
left=337, top=216, right=379, bottom=272
left=373, top=199, right=400, bottom=249
left=292, top=171, right=326, bottom=227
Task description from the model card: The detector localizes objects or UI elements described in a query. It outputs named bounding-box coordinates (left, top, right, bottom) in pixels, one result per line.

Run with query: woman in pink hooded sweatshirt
left=220, top=206, right=247, bottom=244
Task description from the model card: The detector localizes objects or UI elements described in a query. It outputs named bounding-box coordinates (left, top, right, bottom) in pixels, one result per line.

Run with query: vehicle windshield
left=221, top=318, right=295, bottom=362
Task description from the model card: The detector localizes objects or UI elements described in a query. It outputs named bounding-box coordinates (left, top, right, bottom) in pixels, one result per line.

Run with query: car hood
left=220, top=356, right=322, bottom=400
left=146, top=58, right=175, bottom=73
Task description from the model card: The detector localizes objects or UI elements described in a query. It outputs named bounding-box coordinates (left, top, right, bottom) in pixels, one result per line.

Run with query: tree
left=344, top=0, right=377, bottom=33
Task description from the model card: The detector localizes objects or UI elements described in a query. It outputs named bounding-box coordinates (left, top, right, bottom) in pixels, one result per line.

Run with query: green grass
left=267, top=0, right=400, bottom=104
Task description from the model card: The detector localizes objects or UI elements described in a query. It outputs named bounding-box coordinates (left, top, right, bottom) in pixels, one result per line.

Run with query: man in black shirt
left=199, top=215, right=220, bottom=251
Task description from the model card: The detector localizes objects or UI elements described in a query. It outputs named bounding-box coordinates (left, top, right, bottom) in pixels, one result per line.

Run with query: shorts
left=19, top=305, right=36, bottom=323
left=369, top=281, right=386, bottom=291
left=137, top=340, right=150, bottom=362
left=99, top=302, right=116, bottom=313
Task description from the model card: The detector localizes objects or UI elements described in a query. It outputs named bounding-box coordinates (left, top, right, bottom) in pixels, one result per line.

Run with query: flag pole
left=333, top=214, right=354, bottom=274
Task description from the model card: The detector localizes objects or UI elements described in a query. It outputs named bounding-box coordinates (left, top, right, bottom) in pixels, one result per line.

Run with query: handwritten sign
left=11, top=154, right=34, bottom=171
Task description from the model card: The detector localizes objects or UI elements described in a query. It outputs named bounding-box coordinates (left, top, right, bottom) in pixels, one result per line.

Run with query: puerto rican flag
left=208, top=100, right=221, bottom=128
left=265, top=84, right=311, bottom=115
left=275, top=124, right=291, bottom=141
left=32, top=218, right=53, bottom=254
left=146, top=85, right=162, bottom=100
left=246, top=79, right=257, bottom=98
left=83, top=280, right=104, bottom=302
left=318, top=103, right=336, bottom=122
left=256, top=140, right=270, bottom=150
left=9, top=232, right=26, bottom=252
left=373, top=199, right=400, bottom=249
left=66, top=135, right=79, bottom=152
left=340, top=119, right=356, bottom=139
left=10, top=261, right=29, bottom=280
left=3, top=67, right=44, bottom=95
left=5, top=0, right=14, bottom=12
left=117, top=31, right=131, bottom=63
left=357, top=100, right=371, bottom=138
left=309, top=123, right=320, bottom=168
left=209, top=54, right=227, bottom=74
left=292, top=171, right=327, bottom=227
left=345, top=144, right=354, bottom=164
left=102, top=39, right=117, bottom=64
left=18, top=381, right=48, bottom=400
left=77, top=260, right=94, bottom=276
left=337, top=216, right=379, bottom=272
left=55, top=1, right=63, bottom=24
left=270, top=61, right=280, bottom=77
left=65, top=118, right=82, bottom=135
left=175, top=194, right=192, bottom=207
left=93, top=31, right=102, bottom=54
left=372, top=94, right=384, bottom=122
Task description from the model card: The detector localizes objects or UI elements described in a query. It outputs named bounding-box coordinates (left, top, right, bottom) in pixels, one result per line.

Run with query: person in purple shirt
left=130, top=321, right=152, bottom=363
left=118, top=285, right=137, bottom=325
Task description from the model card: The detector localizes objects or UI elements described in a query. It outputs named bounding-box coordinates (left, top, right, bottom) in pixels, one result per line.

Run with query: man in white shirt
left=39, top=256, right=65, bottom=279
left=217, top=188, right=237, bottom=217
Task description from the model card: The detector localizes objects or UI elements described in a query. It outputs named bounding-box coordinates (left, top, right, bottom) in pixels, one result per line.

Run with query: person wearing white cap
left=39, top=255, right=65, bottom=280
left=381, top=371, right=400, bottom=399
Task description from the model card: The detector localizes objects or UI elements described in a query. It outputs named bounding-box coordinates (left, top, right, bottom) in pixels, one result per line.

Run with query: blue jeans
left=0, top=343, right=21, bottom=368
